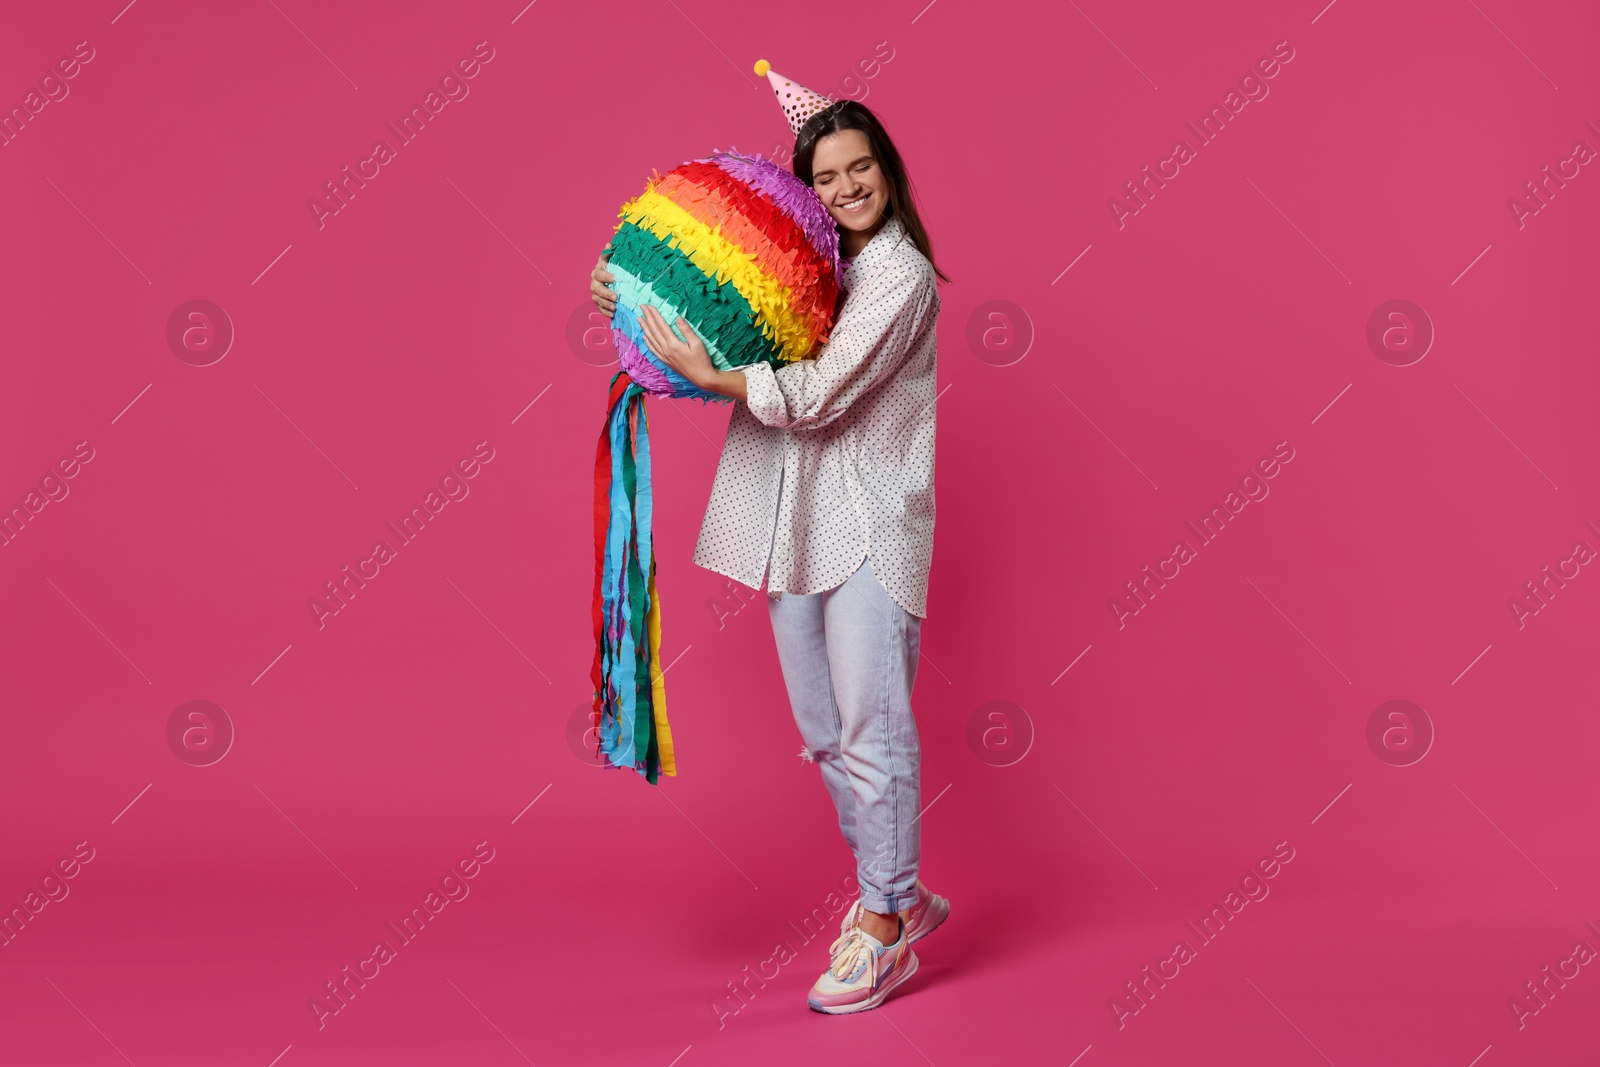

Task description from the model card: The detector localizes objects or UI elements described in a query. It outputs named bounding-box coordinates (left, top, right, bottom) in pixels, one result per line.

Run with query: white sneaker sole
left=808, top=951, right=920, bottom=1015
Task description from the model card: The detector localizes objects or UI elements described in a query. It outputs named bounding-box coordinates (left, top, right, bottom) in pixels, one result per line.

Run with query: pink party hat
left=754, top=59, right=839, bottom=136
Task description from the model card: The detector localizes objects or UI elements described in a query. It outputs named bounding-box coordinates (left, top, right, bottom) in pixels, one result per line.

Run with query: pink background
left=3, top=0, right=1598, bottom=1064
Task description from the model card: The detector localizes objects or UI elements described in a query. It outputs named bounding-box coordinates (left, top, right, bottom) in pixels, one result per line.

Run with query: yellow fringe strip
left=646, top=549, right=675, bottom=776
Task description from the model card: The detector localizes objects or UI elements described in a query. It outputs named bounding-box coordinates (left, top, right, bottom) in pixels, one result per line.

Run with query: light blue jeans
left=766, top=556, right=923, bottom=915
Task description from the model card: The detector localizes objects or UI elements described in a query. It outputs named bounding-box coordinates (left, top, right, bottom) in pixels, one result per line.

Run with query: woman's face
left=810, top=128, right=889, bottom=236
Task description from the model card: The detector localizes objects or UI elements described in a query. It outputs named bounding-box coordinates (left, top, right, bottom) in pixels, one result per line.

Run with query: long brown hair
left=793, top=101, right=949, bottom=284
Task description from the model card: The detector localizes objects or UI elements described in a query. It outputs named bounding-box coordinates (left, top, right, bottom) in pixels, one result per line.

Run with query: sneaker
left=808, top=916, right=919, bottom=1014
left=829, top=879, right=950, bottom=955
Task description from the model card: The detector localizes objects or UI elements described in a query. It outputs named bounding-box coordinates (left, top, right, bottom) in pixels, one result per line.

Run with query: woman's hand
left=638, top=304, right=717, bottom=389
left=590, top=252, right=617, bottom=315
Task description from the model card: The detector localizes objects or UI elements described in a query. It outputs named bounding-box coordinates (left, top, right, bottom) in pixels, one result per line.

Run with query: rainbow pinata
left=589, top=150, right=842, bottom=784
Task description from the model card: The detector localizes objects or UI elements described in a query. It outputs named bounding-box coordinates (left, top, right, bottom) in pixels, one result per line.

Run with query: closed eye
left=816, top=158, right=877, bottom=186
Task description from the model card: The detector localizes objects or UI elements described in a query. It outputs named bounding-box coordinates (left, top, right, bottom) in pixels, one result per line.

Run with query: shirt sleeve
left=739, top=256, right=936, bottom=434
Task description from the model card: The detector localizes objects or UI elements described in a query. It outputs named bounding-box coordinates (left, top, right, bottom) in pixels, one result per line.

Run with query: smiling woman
left=791, top=95, right=949, bottom=279
left=644, top=60, right=949, bottom=1017
left=584, top=58, right=950, bottom=1016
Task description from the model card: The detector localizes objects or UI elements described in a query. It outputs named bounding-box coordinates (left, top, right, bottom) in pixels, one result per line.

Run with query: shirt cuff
left=738, top=363, right=789, bottom=428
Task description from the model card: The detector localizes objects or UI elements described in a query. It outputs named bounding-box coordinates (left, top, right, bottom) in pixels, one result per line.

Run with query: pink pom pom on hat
left=754, top=59, right=841, bottom=136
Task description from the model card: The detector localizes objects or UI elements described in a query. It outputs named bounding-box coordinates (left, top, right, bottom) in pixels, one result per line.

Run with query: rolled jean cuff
left=858, top=887, right=913, bottom=916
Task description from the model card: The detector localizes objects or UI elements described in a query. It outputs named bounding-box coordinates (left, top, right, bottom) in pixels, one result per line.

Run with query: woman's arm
left=636, top=305, right=746, bottom=400
left=738, top=258, right=937, bottom=433
left=636, top=257, right=936, bottom=421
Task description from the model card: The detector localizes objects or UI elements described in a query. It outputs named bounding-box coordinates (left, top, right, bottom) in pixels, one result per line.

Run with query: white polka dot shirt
left=692, top=214, right=941, bottom=618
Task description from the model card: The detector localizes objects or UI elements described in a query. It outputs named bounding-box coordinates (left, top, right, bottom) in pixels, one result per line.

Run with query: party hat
left=754, top=59, right=839, bottom=136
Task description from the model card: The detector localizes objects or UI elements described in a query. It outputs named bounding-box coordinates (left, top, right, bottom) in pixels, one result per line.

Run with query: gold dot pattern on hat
left=761, top=62, right=836, bottom=134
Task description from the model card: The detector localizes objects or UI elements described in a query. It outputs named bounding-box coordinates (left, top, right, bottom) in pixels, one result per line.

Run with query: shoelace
left=828, top=902, right=864, bottom=956
left=829, top=928, right=875, bottom=981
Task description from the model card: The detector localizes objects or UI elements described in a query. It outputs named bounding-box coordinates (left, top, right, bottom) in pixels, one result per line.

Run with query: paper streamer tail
left=590, top=371, right=677, bottom=783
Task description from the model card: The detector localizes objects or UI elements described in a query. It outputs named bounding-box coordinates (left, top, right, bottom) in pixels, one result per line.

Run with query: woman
left=589, top=66, right=949, bottom=1015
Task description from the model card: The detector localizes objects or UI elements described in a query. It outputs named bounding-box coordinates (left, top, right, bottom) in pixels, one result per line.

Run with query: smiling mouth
left=840, top=193, right=870, bottom=212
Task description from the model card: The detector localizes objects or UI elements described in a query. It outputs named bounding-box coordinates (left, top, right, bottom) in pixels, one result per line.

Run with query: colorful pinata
left=589, top=150, right=842, bottom=783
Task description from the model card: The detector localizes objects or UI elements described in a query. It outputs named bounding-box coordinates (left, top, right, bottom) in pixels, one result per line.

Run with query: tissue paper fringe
left=710, top=151, right=842, bottom=281
left=590, top=372, right=676, bottom=783
left=589, top=150, right=841, bottom=783
left=607, top=226, right=782, bottom=377
left=658, top=163, right=838, bottom=330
